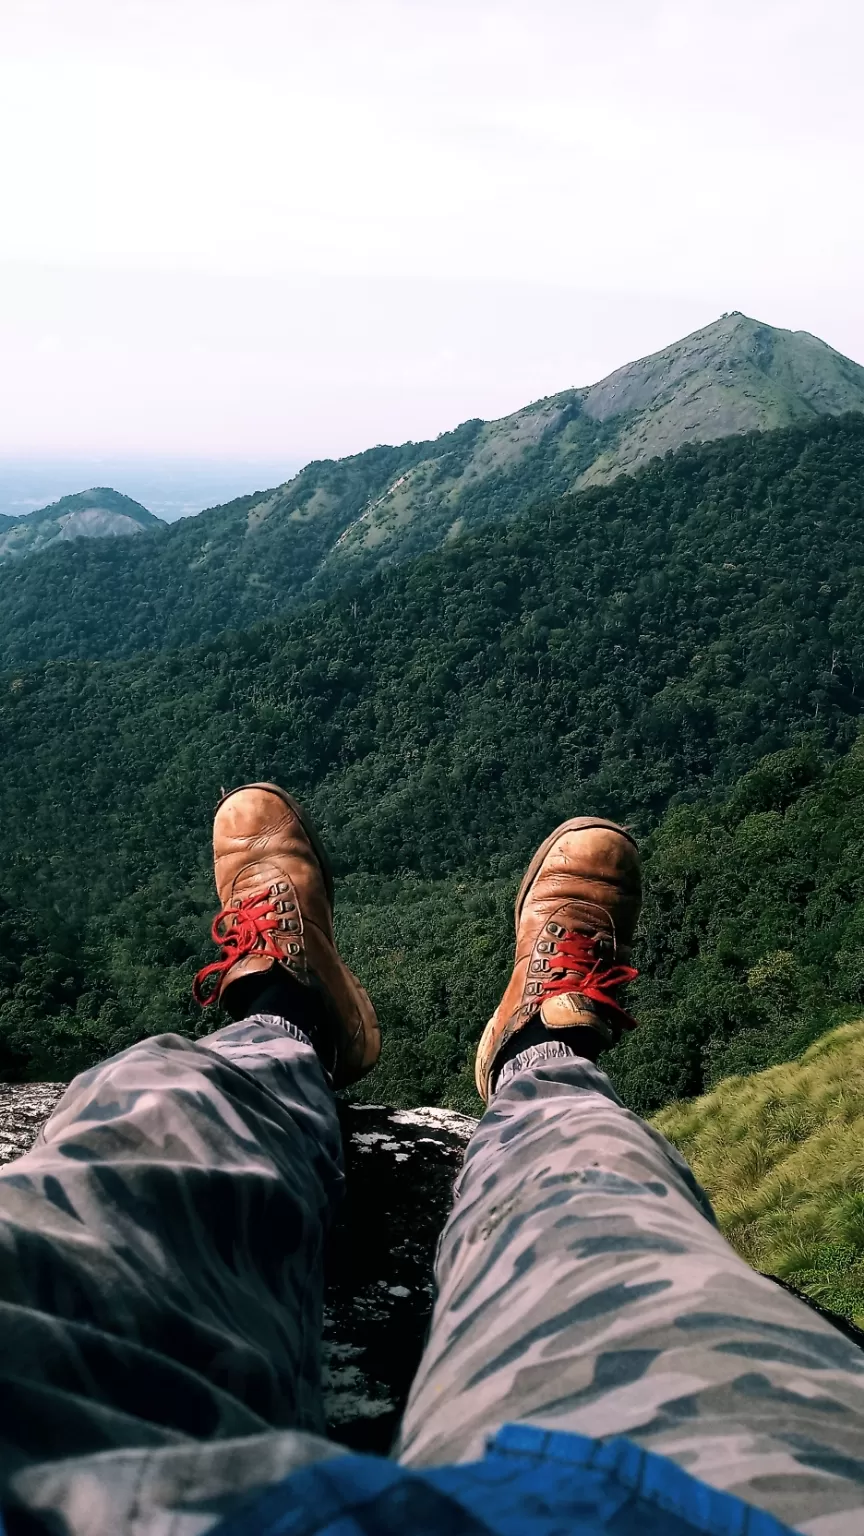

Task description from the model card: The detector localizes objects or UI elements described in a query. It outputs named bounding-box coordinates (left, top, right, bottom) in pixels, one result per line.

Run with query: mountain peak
left=304, top=313, right=864, bottom=565
left=576, top=312, right=864, bottom=485
left=0, top=487, right=159, bottom=562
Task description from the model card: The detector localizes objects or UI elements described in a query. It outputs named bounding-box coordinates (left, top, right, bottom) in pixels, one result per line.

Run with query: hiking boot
left=193, top=782, right=380, bottom=1088
left=475, top=817, right=642, bottom=1101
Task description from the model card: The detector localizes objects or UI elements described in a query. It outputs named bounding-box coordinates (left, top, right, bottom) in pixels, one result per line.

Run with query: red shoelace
left=192, top=891, right=286, bottom=1005
left=538, top=929, right=639, bottom=1029
left=192, top=901, right=637, bottom=1030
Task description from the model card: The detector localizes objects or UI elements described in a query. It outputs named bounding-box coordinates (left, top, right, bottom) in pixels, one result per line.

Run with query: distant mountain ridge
left=2, top=312, right=864, bottom=662
left=0, top=488, right=159, bottom=562
left=267, top=312, right=864, bottom=579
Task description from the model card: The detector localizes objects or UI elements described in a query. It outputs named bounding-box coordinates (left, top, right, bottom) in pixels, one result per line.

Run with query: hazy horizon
left=3, top=1, right=863, bottom=463
left=0, top=457, right=306, bottom=523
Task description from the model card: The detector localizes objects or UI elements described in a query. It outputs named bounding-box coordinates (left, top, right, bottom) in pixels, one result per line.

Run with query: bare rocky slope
left=0, top=488, right=159, bottom=562
left=576, top=312, right=864, bottom=485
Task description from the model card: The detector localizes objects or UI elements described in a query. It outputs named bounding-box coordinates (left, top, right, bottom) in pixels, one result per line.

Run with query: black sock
left=490, top=1014, right=607, bottom=1093
left=221, top=969, right=332, bottom=1046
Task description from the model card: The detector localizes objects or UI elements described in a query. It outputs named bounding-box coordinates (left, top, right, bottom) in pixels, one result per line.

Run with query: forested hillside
left=2, top=414, right=864, bottom=1109
left=1, top=315, right=863, bottom=665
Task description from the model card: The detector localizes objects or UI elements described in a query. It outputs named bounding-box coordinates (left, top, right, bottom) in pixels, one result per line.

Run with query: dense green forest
left=3, top=740, right=864, bottom=1121
left=0, top=407, right=622, bottom=665
left=0, top=405, right=859, bottom=669
left=3, top=415, right=864, bottom=1111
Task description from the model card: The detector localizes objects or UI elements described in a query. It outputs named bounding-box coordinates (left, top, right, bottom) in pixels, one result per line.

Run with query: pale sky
left=2, top=0, right=863, bottom=461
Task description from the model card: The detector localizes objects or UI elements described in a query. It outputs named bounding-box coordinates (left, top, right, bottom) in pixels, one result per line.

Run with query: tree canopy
left=2, top=415, right=864, bottom=1112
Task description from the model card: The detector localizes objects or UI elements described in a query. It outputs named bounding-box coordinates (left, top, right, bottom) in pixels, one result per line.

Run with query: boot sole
left=514, top=816, right=638, bottom=930
left=215, top=782, right=336, bottom=910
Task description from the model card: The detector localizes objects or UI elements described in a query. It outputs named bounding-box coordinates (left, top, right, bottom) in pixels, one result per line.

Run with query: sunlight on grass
left=653, top=1020, right=864, bottom=1324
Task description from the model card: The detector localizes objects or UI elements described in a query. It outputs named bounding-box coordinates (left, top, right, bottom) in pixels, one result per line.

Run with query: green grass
left=654, top=1020, right=864, bottom=1323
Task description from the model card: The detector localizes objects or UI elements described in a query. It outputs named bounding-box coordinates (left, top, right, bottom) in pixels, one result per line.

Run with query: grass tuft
left=653, top=1020, right=864, bottom=1324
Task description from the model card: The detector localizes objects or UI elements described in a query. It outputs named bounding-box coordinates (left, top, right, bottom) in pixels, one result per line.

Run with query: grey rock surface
left=0, top=1081, right=65, bottom=1163
left=0, top=1082, right=475, bottom=1454
left=325, top=1103, right=475, bottom=1450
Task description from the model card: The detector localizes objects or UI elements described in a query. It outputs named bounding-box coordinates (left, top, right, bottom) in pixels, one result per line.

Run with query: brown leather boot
left=475, top=817, right=642, bottom=1102
left=193, top=782, right=380, bottom=1088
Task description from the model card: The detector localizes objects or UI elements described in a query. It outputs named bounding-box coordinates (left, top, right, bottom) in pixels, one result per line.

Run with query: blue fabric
left=211, top=1424, right=801, bottom=1536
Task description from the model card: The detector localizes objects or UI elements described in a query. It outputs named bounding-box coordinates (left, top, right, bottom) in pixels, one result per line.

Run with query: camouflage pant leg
left=0, top=1016, right=342, bottom=1518
left=398, top=1042, right=864, bottom=1535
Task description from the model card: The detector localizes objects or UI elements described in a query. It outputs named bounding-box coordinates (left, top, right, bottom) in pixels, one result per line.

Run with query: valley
left=4, top=317, right=864, bottom=1328
left=0, top=411, right=863, bottom=1118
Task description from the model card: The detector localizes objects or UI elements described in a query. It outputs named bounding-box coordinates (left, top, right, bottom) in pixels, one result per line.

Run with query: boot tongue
left=539, top=992, right=616, bottom=1041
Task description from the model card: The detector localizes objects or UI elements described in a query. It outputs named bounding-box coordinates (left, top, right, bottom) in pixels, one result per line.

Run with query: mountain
left=2, top=416, right=864, bottom=1107
left=0, top=488, right=159, bottom=562
left=1, top=314, right=863, bottom=665
left=325, top=312, right=864, bottom=566
left=577, top=312, right=864, bottom=484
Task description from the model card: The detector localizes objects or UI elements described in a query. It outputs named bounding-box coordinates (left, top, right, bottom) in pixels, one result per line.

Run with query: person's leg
left=0, top=1016, right=340, bottom=1488
left=398, top=1045, right=864, bottom=1532
left=1, top=783, right=382, bottom=1532
left=399, top=815, right=864, bottom=1533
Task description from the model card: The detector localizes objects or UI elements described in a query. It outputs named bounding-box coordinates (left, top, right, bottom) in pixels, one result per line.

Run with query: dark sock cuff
left=221, top=969, right=331, bottom=1047
left=490, top=1014, right=606, bottom=1094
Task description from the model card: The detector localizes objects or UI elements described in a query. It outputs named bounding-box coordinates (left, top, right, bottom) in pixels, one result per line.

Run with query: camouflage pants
left=3, top=1019, right=864, bottom=1535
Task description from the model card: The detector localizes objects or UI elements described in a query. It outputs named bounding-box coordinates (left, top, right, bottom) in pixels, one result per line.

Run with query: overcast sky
left=2, top=0, right=863, bottom=462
